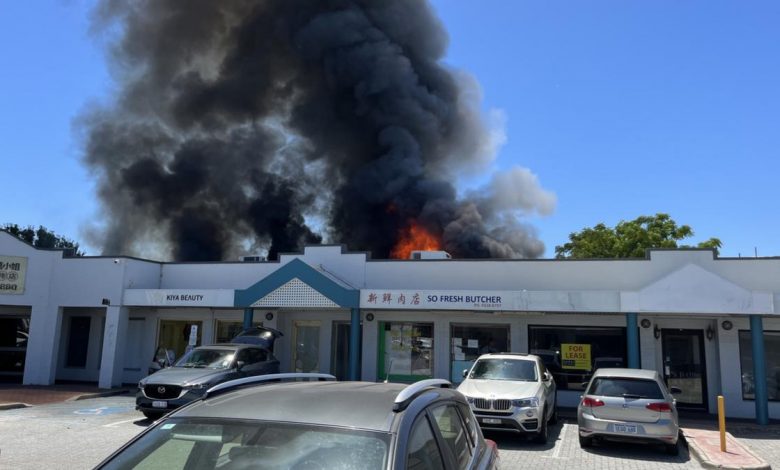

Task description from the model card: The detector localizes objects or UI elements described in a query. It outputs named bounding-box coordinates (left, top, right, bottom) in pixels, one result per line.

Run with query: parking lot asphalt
left=488, top=419, right=701, bottom=470
left=0, top=392, right=778, bottom=470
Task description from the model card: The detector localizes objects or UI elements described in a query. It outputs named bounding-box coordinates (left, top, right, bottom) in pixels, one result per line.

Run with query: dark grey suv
left=100, top=375, right=500, bottom=469
left=136, top=327, right=282, bottom=420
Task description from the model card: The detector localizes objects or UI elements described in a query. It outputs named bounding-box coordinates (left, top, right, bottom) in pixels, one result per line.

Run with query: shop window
left=450, top=324, right=509, bottom=384
left=215, top=320, right=262, bottom=344
left=528, top=325, right=627, bottom=391
left=379, top=322, right=433, bottom=382
left=738, top=330, right=780, bottom=401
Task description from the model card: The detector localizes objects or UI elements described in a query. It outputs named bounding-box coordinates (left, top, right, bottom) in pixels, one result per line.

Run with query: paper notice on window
left=452, top=337, right=461, bottom=346
left=454, top=352, right=466, bottom=361
left=467, top=339, right=478, bottom=348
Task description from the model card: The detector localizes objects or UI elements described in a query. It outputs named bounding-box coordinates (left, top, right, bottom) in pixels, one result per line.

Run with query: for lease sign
left=561, top=343, right=591, bottom=370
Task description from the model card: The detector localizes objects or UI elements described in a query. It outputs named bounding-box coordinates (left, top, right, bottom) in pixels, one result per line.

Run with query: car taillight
left=582, top=397, right=605, bottom=407
left=646, top=402, right=672, bottom=412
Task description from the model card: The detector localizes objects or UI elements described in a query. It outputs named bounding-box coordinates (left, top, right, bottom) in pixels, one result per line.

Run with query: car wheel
left=665, top=443, right=679, bottom=456
left=579, top=434, right=593, bottom=448
left=533, top=409, right=549, bottom=444
left=142, top=411, right=164, bottom=421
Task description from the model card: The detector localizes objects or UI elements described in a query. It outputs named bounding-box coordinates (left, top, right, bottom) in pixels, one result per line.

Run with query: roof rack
left=204, top=373, right=336, bottom=398
left=393, top=379, right=452, bottom=412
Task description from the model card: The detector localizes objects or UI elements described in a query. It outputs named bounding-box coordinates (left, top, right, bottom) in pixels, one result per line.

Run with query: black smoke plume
left=82, top=0, right=555, bottom=261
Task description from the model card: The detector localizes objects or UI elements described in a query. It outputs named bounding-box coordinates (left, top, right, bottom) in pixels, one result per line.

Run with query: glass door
left=158, top=320, right=202, bottom=362
left=378, top=322, right=433, bottom=383
left=661, top=329, right=707, bottom=410
left=331, top=321, right=360, bottom=380
left=293, top=320, right=321, bottom=373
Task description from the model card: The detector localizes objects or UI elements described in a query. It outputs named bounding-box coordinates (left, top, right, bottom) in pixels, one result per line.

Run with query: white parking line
left=103, top=418, right=141, bottom=428
left=548, top=423, right=568, bottom=459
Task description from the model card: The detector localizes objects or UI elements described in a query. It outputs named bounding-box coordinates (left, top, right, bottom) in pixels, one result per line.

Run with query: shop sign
left=561, top=343, right=591, bottom=370
left=0, top=255, right=27, bottom=295
left=360, top=289, right=511, bottom=311
left=123, top=289, right=235, bottom=307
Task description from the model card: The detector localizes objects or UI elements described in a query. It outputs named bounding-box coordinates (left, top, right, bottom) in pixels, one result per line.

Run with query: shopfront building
left=1, top=231, right=779, bottom=423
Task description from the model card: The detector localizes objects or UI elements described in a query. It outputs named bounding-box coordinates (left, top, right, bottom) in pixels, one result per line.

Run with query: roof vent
left=240, top=255, right=265, bottom=262
left=410, top=250, right=451, bottom=260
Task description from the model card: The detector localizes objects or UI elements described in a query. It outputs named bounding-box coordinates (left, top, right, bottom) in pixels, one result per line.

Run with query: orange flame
left=390, top=221, right=441, bottom=259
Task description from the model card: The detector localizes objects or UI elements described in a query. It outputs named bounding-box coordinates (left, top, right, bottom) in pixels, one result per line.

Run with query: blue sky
left=2, top=1, right=779, bottom=258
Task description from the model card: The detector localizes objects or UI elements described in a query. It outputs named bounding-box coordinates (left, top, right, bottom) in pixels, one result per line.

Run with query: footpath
left=680, top=414, right=775, bottom=470
left=0, top=383, right=132, bottom=410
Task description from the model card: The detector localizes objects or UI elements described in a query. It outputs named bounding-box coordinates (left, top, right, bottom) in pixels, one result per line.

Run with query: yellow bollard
left=718, top=395, right=726, bottom=452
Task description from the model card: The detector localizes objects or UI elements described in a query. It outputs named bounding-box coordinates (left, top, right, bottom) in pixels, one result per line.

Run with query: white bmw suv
left=458, top=353, right=557, bottom=443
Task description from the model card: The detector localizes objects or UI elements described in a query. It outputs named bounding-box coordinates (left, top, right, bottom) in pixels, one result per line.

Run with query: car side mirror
left=670, top=386, right=682, bottom=395
left=462, top=369, right=469, bottom=378
left=235, top=360, right=246, bottom=371
left=581, top=382, right=590, bottom=389
left=543, top=371, right=552, bottom=381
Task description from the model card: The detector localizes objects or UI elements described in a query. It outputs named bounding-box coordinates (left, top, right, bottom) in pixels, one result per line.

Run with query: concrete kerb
left=0, top=403, right=30, bottom=411
left=67, top=388, right=133, bottom=402
left=683, top=429, right=771, bottom=470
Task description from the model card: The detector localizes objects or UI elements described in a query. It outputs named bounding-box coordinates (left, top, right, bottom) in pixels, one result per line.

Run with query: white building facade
left=1, top=231, right=778, bottom=422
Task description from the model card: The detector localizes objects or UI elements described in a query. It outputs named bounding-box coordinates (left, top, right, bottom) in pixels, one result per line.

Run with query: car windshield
left=469, top=358, right=538, bottom=381
left=174, top=349, right=235, bottom=369
left=98, top=418, right=390, bottom=470
left=588, top=377, right=664, bottom=399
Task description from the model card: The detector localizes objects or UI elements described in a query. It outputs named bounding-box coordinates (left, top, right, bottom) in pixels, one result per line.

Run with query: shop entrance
left=378, top=322, right=433, bottom=383
left=293, top=320, right=321, bottom=373
left=158, top=320, right=202, bottom=361
left=662, top=329, right=708, bottom=410
left=331, top=321, right=361, bottom=380
left=0, top=316, right=29, bottom=383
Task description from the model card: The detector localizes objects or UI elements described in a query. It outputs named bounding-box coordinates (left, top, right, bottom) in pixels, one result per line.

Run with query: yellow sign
left=0, top=256, right=27, bottom=295
left=561, top=343, right=591, bottom=370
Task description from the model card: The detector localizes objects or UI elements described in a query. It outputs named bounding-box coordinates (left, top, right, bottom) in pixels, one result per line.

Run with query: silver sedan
left=577, top=368, right=681, bottom=455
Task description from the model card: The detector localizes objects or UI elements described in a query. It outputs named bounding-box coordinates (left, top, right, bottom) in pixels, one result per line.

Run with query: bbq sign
left=0, top=256, right=27, bottom=295
left=561, top=343, right=591, bottom=370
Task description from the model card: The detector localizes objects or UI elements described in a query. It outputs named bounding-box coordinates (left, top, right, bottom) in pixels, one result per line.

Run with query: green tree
left=555, top=213, right=721, bottom=259
left=2, top=224, right=85, bottom=256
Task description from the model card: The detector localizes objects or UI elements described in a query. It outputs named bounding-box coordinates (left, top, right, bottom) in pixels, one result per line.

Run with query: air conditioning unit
left=240, top=255, right=265, bottom=262
left=410, top=250, right=452, bottom=260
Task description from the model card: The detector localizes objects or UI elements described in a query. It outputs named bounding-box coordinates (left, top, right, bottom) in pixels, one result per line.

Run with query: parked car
left=98, top=375, right=500, bottom=469
left=458, top=353, right=557, bottom=443
left=577, top=368, right=681, bottom=454
left=136, top=326, right=282, bottom=420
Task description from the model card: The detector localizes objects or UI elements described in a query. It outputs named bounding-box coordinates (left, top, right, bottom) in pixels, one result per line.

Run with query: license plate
left=152, top=401, right=167, bottom=409
left=614, top=424, right=637, bottom=434
left=482, top=418, right=502, bottom=424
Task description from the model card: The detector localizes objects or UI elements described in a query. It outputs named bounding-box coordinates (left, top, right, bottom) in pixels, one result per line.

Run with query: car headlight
left=465, top=396, right=475, bottom=404
left=182, top=383, right=209, bottom=391
left=138, top=380, right=146, bottom=390
left=512, top=397, right=539, bottom=408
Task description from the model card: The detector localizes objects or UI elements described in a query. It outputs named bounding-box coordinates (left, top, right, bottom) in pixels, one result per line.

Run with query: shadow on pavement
left=483, top=420, right=565, bottom=452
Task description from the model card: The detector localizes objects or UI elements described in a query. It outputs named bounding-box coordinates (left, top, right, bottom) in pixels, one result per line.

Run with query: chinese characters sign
left=361, top=289, right=509, bottom=311
left=561, top=343, right=591, bottom=370
left=0, top=256, right=27, bottom=295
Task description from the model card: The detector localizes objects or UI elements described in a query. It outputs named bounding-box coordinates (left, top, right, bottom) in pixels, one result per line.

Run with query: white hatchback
left=458, top=353, right=557, bottom=443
